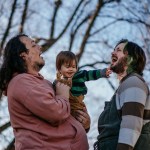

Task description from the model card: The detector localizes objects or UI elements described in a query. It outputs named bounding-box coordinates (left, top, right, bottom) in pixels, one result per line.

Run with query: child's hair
left=56, top=51, right=78, bottom=71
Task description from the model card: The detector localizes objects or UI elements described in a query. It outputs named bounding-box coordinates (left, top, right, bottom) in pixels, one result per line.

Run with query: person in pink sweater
left=0, top=34, right=90, bottom=150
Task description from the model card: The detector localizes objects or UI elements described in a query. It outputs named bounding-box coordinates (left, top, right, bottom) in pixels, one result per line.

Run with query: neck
left=117, top=72, right=127, bottom=81
left=27, top=67, right=39, bottom=76
left=117, top=67, right=128, bottom=81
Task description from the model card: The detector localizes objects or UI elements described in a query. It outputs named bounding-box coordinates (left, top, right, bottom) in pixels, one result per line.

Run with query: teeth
left=112, top=56, right=117, bottom=62
left=40, top=54, right=44, bottom=57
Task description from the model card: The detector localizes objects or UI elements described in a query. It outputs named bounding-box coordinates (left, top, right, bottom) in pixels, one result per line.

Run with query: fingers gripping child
left=54, top=51, right=111, bottom=120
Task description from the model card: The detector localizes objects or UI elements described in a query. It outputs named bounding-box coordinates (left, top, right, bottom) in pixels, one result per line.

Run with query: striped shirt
left=71, top=69, right=107, bottom=96
left=116, top=75, right=150, bottom=150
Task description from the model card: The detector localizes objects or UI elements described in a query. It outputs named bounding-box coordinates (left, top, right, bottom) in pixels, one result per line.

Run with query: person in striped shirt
left=94, top=39, right=150, bottom=150
left=55, top=51, right=111, bottom=124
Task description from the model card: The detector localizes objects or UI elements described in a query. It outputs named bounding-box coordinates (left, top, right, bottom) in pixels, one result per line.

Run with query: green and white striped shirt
left=71, top=69, right=107, bottom=96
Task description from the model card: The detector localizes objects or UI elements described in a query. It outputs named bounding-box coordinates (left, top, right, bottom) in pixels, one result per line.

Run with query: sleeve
left=15, top=77, right=70, bottom=125
left=117, top=76, right=148, bottom=150
left=75, top=69, right=106, bottom=82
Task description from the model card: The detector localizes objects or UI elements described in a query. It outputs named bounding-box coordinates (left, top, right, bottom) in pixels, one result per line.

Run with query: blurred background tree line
left=0, top=0, right=150, bottom=149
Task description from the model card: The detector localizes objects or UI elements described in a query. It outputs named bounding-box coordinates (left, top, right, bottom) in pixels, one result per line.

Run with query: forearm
left=24, top=86, right=71, bottom=124
left=117, top=93, right=146, bottom=148
left=117, top=143, right=133, bottom=150
left=116, top=76, right=148, bottom=150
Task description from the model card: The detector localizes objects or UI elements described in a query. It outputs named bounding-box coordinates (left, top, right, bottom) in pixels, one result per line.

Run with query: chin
left=40, top=60, right=45, bottom=66
left=34, top=61, right=45, bottom=71
left=110, top=64, right=115, bottom=69
left=66, top=76, right=72, bottom=78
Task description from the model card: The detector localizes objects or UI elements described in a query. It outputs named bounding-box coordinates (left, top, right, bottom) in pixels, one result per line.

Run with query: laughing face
left=20, top=36, right=45, bottom=73
left=110, top=42, right=128, bottom=74
left=59, top=60, right=77, bottom=78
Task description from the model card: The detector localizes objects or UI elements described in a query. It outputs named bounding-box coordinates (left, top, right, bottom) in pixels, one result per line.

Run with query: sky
left=0, top=0, right=150, bottom=149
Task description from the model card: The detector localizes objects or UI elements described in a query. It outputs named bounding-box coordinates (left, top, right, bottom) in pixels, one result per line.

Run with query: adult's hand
left=56, top=81, right=70, bottom=99
left=76, top=107, right=91, bottom=132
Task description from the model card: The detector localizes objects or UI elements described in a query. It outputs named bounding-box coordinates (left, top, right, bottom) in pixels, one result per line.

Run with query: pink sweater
left=7, top=73, right=89, bottom=150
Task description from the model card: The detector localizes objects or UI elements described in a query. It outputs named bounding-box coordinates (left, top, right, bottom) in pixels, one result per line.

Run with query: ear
left=20, top=52, right=27, bottom=60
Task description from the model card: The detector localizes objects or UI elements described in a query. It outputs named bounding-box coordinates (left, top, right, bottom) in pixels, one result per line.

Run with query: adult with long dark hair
left=0, top=34, right=90, bottom=150
left=94, top=39, right=150, bottom=150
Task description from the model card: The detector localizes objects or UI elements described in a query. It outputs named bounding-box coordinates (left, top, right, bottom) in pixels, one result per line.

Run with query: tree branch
left=79, top=60, right=110, bottom=69
left=76, top=0, right=104, bottom=61
left=69, top=14, right=91, bottom=51
left=107, top=78, right=115, bottom=90
left=0, top=0, right=17, bottom=55
left=56, top=0, right=84, bottom=41
left=5, top=138, right=15, bottom=150
left=19, top=0, right=29, bottom=33
left=50, top=0, right=62, bottom=38
left=90, top=20, right=118, bottom=37
left=41, top=0, right=84, bottom=52
left=0, top=122, right=11, bottom=133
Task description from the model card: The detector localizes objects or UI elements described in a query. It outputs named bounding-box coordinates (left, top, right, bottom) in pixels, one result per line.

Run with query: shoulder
left=8, top=73, right=49, bottom=91
left=73, top=70, right=86, bottom=77
left=8, top=73, right=53, bottom=98
left=7, top=73, right=34, bottom=99
left=9, top=73, right=31, bottom=86
left=76, top=70, right=85, bottom=74
left=119, top=75, right=148, bottom=94
left=124, top=75, right=146, bottom=87
left=10, top=73, right=36, bottom=85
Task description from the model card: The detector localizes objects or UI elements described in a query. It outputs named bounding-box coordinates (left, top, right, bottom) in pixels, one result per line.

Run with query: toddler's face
left=59, top=60, right=77, bottom=78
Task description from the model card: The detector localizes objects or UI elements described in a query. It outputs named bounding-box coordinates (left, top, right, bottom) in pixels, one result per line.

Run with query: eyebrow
left=114, top=46, right=122, bottom=51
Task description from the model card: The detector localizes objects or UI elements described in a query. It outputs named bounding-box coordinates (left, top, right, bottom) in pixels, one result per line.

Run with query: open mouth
left=39, top=53, right=44, bottom=59
left=112, top=57, right=117, bottom=62
left=111, top=55, right=118, bottom=65
left=67, top=72, right=74, bottom=77
left=111, top=56, right=118, bottom=65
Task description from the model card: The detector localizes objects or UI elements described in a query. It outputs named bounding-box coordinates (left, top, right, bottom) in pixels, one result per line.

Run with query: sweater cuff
left=117, top=143, right=133, bottom=150
left=85, top=127, right=90, bottom=133
left=100, top=68, right=107, bottom=78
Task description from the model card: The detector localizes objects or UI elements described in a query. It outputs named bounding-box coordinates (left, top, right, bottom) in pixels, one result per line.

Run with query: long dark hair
left=116, top=39, right=146, bottom=75
left=0, top=34, right=28, bottom=98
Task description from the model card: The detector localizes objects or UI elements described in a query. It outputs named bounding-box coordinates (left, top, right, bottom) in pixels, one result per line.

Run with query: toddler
left=55, top=51, right=111, bottom=118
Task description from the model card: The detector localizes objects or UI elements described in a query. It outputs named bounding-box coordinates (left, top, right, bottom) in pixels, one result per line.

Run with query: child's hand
left=56, top=72, right=72, bottom=87
left=67, top=78, right=72, bottom=87
left=106, top=68, right=112, bottom=77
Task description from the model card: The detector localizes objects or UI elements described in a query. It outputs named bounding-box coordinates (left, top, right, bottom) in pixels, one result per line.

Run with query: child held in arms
left=54, top=51, right=111, bottom=119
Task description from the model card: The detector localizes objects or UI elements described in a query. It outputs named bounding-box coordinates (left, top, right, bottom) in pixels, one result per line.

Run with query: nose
left=38, top=45, right=43, bottom=53
left=68, top=67, right=73, bottom=71
left=69, top=67, right=74, bottom=71
left=38, top=45, right=42, bottom=50
left=111, top=50, right=116, bottom=55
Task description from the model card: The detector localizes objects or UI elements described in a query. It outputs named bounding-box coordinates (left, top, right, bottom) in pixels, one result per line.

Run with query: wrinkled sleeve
left=117, top=77, right=148, bottom=150
left=75, top=69, right=104, bottom=82
left=14, top=78, right=70, bottom=125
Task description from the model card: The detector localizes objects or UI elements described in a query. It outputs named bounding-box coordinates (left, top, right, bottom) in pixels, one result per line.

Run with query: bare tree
left=0, top=0, right=17, bottom=55
left=19, top=0, right=29, bottom=33
left=0, top=0, right=150, bottom=149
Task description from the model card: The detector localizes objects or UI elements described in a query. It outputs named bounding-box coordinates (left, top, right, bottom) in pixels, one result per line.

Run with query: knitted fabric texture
left=56, top=72, right=85, bottom=118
